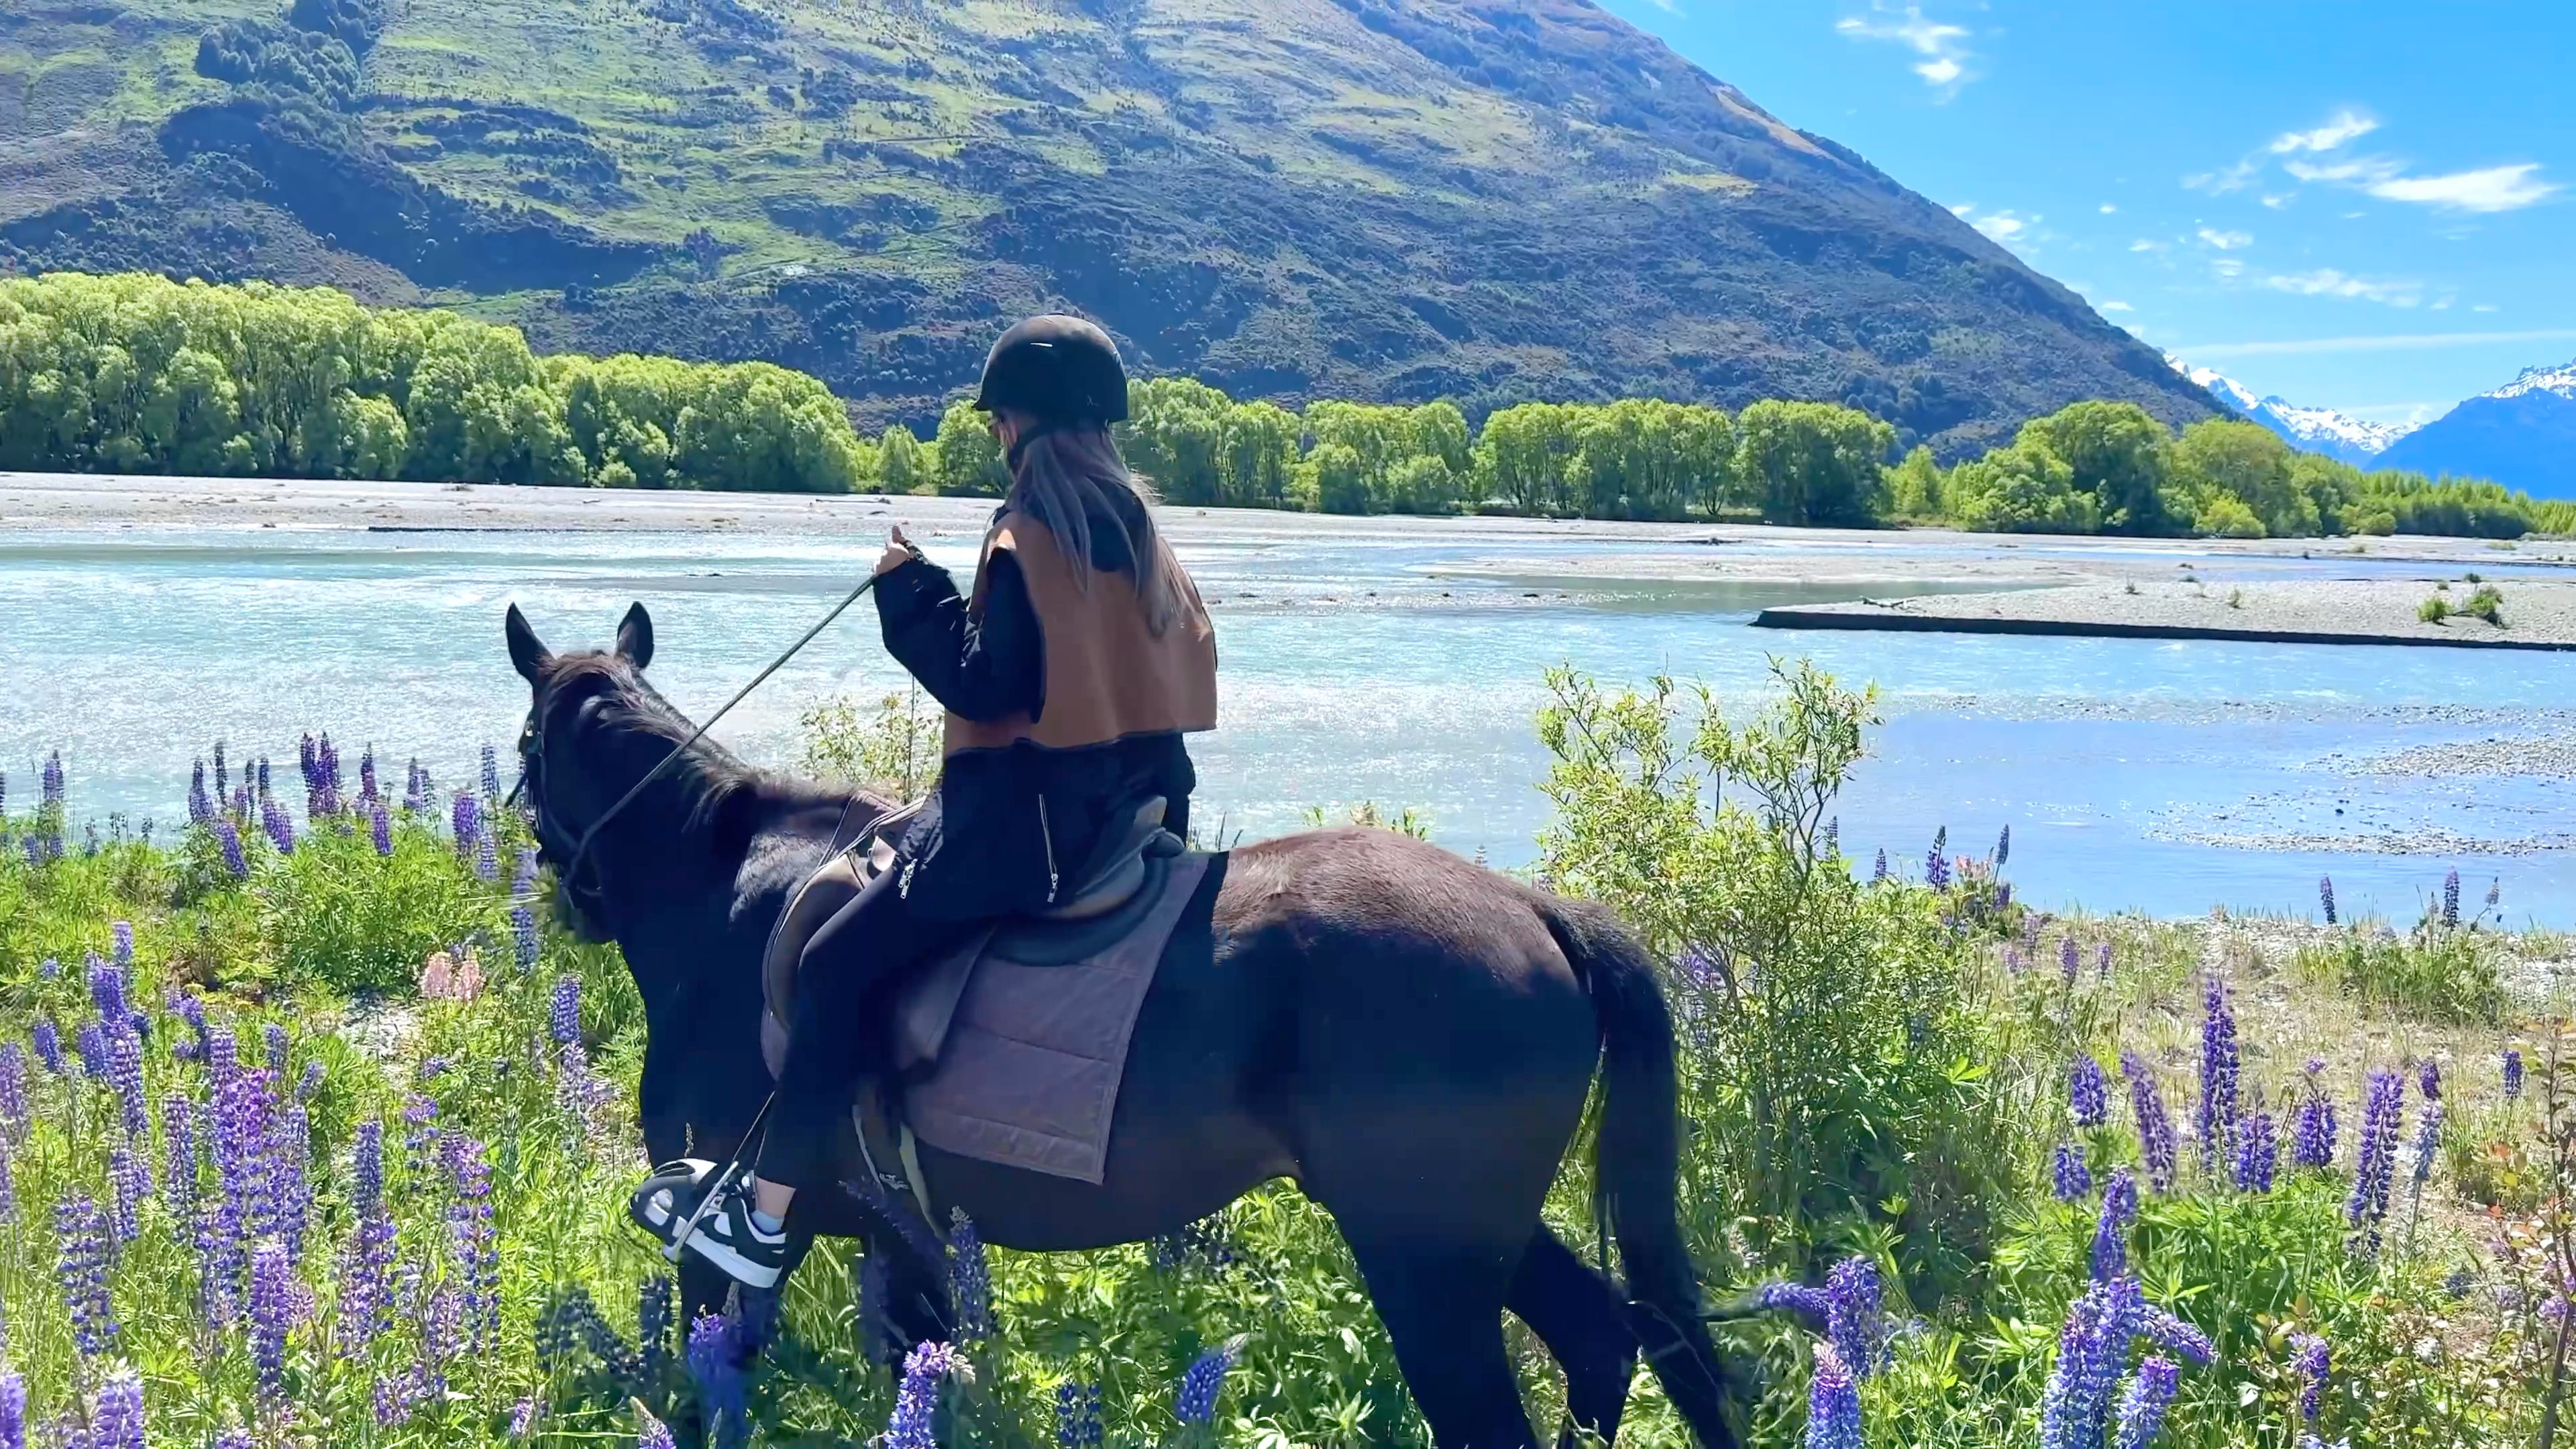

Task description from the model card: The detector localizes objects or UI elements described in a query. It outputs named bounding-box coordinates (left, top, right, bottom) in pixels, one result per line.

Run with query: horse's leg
left=1337, top=1233, right=1538, bottom=1449
left=1507, top=1227, right=1639, bottom=1447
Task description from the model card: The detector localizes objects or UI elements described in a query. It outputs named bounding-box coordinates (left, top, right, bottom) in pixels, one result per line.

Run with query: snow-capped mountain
left=2165, top=357, right=2416, bottom=466
left=2375, top=358, right=2576, bottom=499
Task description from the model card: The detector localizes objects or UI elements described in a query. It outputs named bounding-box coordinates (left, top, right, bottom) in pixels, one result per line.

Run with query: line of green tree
left=7, top=272, right=2569, bottom=539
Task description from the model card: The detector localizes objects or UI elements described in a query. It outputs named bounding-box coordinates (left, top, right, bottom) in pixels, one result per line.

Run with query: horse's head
left=504, top=600, right=747, bottom=941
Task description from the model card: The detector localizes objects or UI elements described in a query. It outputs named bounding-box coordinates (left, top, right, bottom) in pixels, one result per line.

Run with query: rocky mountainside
left=2375, top=361, right=2576, bottom=499
left=2174, top=360, right=2415, bottom=466
left=1, top=0, right=2216, bottom=449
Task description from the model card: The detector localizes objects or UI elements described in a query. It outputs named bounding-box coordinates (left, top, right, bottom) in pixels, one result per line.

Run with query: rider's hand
left=875, top=526, right=916, bottom=577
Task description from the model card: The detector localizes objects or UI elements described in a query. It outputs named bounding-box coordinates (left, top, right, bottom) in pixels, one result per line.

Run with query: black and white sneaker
left=628, top=1159, right=791, bottom=1289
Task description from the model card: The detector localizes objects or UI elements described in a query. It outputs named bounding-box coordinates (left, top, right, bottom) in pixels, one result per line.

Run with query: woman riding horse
left=633, top=315, right=1221, bottom=1287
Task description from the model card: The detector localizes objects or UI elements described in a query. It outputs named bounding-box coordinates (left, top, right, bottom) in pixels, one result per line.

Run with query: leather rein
left=512, top=572, right=884, bottom=918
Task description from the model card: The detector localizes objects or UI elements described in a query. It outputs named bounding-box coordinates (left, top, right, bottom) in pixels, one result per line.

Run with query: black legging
left=758, top=863, right=976, bottom=1191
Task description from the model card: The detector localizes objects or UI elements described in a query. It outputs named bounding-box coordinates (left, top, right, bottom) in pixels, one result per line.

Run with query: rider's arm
left=873, top=551, right=1042, bottom=721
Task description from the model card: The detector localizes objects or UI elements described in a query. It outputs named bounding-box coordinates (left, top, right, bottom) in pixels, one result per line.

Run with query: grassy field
left=0, top=668, right=2566, bottom=1447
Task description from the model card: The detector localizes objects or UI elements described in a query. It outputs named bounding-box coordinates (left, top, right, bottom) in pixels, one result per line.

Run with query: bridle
left=511, top=572, right=883, bottom=928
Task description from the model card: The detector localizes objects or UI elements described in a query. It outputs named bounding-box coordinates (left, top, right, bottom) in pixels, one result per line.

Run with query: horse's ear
left=616, top=602, right=655, bottom=671
left=504, top=604, right=551, bottom=684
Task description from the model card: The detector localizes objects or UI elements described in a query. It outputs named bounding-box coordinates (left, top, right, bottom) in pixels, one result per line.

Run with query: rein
left=523, top=572, right=883, bottom=910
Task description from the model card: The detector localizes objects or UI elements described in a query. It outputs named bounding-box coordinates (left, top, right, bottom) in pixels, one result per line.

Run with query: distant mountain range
left=2169, top=354, right=2576, bottom=499
left=2375, top=362, right=2576, bottom=499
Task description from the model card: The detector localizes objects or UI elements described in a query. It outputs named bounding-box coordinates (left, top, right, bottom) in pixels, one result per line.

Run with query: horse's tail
left=1543, top=898, right=1743, bottom=1449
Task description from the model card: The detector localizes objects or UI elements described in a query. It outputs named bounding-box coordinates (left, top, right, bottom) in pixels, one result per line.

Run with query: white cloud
left=2269, top=110, right=2377, bottom=155
left=1949, top=203, right=1975, bottom=216
left=2099, top=203, right=2117, bottom=214
left=2099, top=301, right=2135, bottom=313
left=2175, top=328, right=2576, bottom=360
left=1973, top=211, right=2029, bottom=241
left=2129, top=238, right=2161, bottom=253
left=2196, top=227, right=2252, bottom=250
left=2364, top=163, right=2558, bottom=213
left=2210, top=257, right=2245, bottom=279
left=2259, top=194, right=2290, bottom=209
left=2473, top=303, right=2499, bottom=313
left=1837, top=6, right=1976, bottom=95
left=2258, top=268, right=2424, bottom=306
left=2184, top=158, right=2263, bottom=195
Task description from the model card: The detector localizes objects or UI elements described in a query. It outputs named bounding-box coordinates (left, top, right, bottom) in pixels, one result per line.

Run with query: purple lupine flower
left=1872, top=849, right=1888, bottom=881
left=251, top=1239, right=292, bottom=1403
left=266, top=1023, right=288, bottom=1074
left=2093, top=1168, right=2137, bottom=1282
left=319, top=733, right=343, bottom=816
left=949, top=1209, right=996, bottom=1341
left=0, top=1371, right=21, bottom=1449
left=91, top=1369, right=144, bottom=1449
left=2506, top=1050, right=2526, bottom=1101
left=2319, top=875, right=2337, bottom=925
left=2346, top=1069, right=2405, bottom=1251
left=190, top=760, right=213, bottom=824
left=260, top=796, right=297, bottom=855
left=512, top=905, right=541, bottom=973
left=1925, top=827, right=1951, bottom=890
left=1994, top=823, right=2010, bottom=867
left=213, top=743, right=230, bottom=799
left=1826, top=1256, right=1888, bottom=1378
left=2122, top=1053, right=2178, bottom=1193
left=1995, top=881, right=2012, bottom=912
left=105, top=1022, right=147, bottom=1142
left=508, top=1397, right=537, bottom=1439
left=32, top=1022, right=62, bottom=1077
left=886, top=1342, right=963, bottom=1449
left=1761, top=1280, right=1833, bottom=1320
left=2292, top=1333, right=2329, bottom=1422
left=2292, top=1090, right=2339, bottom=1169
left=2054, top=1142, right=2093, bottom=1201
left=2097, top=941, right=2114, bottom=978
left=687, top=1311, right=747, bottom=1438
left=482, top=743, right=503, bottom=802
left=2410, top=1103, right=2445, bottom=1185
left=2039, top=1275, right=2140, bottom=1449
left=1804, top=1341, right=1862, bottom=1449
left=2004, top=948, right=2027, bottom=975
left=174, top=993, right=211, bottom=1063
left=297, top=1061, right=325, bottom=1103
left=549, top=975, right=582, bottom=1046
left=2442, top=869, right=2461, bottom=928
left=109, top=1143, right=149, bottom=1243
left=255, top=757, right=271, bottom=800
left=638, top=1413, right=678, bottom=1449
left=451, top=791, right=483, bottom=863
left=371, top=802, right=393, bottom=857
left=2234, top=1111, right=2277, bottom=1193
left=445, top=1136, right=500, bottom=1350
left=2112, top=1355, right=2179, bottom=1449
left=56, top=1189, right=118, bottom=1356
left=76, top=1020, right=111, bottom=1080
left=164, top=1095, right=199, bottom=1216
left=2418, top=1059, right=2442, bottom=1102
left=0, top=1147, right=13, bottom=1224
left=337, top=1126, right=396, bottom=1354
left=300, top=734, right=319, bottom=803
left=215, top=819, right=250, bottom=879
left=2198, top=976, right=2240, bottom=1173
left=2058, top=936, right=2079, bottom=982
left=110, top=920, right=133, bottom=971
left=1173, top=1340, right=1242, bottom=1427
left=270, top=1099, right=313, bottom=1264
left=2070, top=1055, right=2108, bottom=1129
left=2140, top=1301, right=2214, bottom=1366
left=360, top=747, right=380, bottom=806
left=0, top=1044, right=25, bottom=1142
left=40, top=751, right=64, bottom=807
left=476, top=830, right=500, bottom=883
left=1056, top=1383, right=1104, bottom=1448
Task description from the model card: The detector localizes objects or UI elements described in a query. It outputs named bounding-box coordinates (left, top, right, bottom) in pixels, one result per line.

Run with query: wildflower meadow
left=1, top=665, right=2570, bottom=1448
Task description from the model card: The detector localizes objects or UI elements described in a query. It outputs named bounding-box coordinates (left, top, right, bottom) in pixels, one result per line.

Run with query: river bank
left=1757, top=577, right=2576, bottom=651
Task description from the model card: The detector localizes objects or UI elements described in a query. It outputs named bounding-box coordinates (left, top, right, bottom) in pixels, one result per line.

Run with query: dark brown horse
left=504, top=602, right=1741, bottom=1449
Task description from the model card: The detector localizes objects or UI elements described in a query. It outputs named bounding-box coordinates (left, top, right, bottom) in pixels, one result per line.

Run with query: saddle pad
left=900, top=851, right=1213, bottom=1185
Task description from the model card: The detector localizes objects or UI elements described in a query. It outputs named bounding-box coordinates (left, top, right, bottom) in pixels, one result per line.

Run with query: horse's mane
left=541, top=651, right=859, bottom=861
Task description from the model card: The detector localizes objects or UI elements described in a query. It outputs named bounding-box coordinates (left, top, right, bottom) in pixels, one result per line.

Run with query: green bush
left=2293, top=924, right=2504, bottom=1024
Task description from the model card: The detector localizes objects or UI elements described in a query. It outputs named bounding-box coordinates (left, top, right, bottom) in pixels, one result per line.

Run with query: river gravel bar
left=1757, top=578, right=2576, bottom=651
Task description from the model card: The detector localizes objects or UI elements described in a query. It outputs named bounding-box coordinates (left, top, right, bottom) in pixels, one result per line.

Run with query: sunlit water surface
left=7, top=523, right=2575, bottom=925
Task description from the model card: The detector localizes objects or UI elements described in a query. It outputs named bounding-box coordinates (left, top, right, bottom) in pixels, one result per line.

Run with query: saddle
left=758, top=795, right=1212, bottom=1204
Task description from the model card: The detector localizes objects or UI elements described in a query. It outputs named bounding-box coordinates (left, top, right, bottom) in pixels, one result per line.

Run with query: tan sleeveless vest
left=944, top=508, right=1218, bottom=757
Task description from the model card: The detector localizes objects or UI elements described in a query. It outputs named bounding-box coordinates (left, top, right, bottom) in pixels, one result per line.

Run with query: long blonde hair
left=1007, top=424, right=1190, bottom=637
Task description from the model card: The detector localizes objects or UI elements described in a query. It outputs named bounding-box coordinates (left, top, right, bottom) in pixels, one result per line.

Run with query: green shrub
left=2293, top=924, right=2504, bottom=1024
left=260, top=815, right=512, bottom=994
left=799, top=685, right=942, bottom=799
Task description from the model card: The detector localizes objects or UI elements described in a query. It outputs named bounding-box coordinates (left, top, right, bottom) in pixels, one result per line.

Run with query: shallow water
left=6, top=520, right=2575, bottom=926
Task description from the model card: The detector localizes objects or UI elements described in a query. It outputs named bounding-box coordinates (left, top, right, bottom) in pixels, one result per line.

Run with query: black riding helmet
left=972, top=315, right=1130, bottom=425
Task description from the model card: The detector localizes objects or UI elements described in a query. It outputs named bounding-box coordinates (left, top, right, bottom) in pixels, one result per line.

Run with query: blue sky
left=1599, top=1, right=2573, bottom=424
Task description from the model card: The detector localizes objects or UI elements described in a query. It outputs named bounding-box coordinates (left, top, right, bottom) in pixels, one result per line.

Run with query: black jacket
left=872, top=511, right=1197, bottom=921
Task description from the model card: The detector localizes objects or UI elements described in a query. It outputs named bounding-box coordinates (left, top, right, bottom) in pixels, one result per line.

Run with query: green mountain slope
left=0, top=0, right=2216, bottom=450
